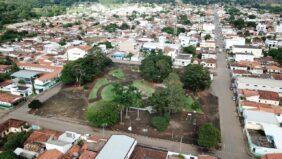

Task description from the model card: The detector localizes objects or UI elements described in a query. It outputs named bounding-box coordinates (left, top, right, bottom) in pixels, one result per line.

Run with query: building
left=234, top=53, right=254, bottom=62
left=173, top=54, right=192, bottom=68
left=95, top=135, right=137, bottom=159
left=225, top=37, right=245, bottom=49
left=256, top=23, right=267, bottom=33
left=236, top=77, right=282, bottom=96
left=243, top=110, right=282, bottom=157
left=232, top=45, right=263, bottom=58
left=0, top=119, right=27, bottom=137
left=0, top=92, right=23, bottom=109
left=0, top=65, right=11, bottom=73
left=66, top=45, right=92, bottom=61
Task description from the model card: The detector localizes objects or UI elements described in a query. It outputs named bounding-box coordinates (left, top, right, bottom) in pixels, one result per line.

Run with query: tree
left=161, top=27, right=174, bottom=35
left=248, top=14, right=256, bottom=19
left=61, top=52, right=112, bottom=85
left=151, top=116, right=169, bottom=132
left=0, top=151, right=17, bottom=159
left=86, top=101, right=120, bottom=127
left=232, top=18, right=245, bottom=30
left=191, top=100, right=201, bottom=111
left=178, top=14, right=191, bottom=25
left=119, top=22, right=130, bottom=30
left=104, top=23, right=118, bottom=33
left=268, top=48, right=282, bottom=64
left=4, top=132, right=30, bottom=151
left=198, top=123, right=220, bottom=148
left=149, top=89, right=169, bottom=116
left=163, top=72, right=186, bottom=114
left=183, top=45, right=196, bottom=55
left=204, top=34, right=211, bottom=40
left=112, top=83, right=142, bottom=118
left=183, top=64, right=211, bottom=92
left=140, top=53, right=172, bottom=83
left=28, top=99, right=42, bottom=109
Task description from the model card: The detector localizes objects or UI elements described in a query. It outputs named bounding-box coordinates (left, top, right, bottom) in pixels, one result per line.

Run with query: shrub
left=4, top=132, right=31, bottom=151
left=151, top=116, right=169, bottom=132
left=28, top=100, right=42, bottom=109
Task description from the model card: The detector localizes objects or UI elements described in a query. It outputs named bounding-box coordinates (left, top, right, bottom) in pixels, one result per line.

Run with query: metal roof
left=95, top=135, right=137, bottom=159
left=11, top=70, right=41, bottom=79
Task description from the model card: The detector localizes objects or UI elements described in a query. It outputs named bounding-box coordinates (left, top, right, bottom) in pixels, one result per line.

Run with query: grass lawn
left=101, top=84, right=115, bottom=101
left=132, top=80, right=155, bottom=96
left=89, top=78, right=109, bottom=100
left=184, top=96, right=203, bottom=113
left=109, top=69, right=125, bottom=79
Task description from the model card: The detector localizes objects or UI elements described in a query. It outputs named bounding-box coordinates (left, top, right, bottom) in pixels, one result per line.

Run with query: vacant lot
left=34, top=86, right=88, bottom=121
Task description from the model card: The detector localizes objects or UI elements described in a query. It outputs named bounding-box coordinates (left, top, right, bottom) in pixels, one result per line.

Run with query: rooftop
left=11, top=70, right=41, bottom=79
left=95, top=135, right=137, bottom=159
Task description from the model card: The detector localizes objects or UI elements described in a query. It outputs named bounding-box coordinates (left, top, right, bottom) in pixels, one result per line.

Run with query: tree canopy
left=61, top=52, right=112, bottom=85
left=268, top=48, right=282, bottom=64
left=198, top=123, right=220, bottom=148
left=183, top=45, right=196, bottom=55
left=140, top=52, right=172, bottom=83
left=183, top=64, right=211, bottom=92
left=86, top=101, right=120, bottom=127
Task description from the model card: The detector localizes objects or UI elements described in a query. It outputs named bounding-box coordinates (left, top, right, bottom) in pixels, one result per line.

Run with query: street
left=212, top=7, right=250, bottom=159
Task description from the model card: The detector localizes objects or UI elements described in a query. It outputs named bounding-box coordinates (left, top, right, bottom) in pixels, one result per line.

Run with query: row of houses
left=0, top=119, right=217, bottom=159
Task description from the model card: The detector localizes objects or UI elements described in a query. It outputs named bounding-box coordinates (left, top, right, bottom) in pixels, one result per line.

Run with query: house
left=239, top=89, right=280, bottom=106
left=0, top=119, right=27, bottom=138
left=232, top=45, right=263, bottom=58
left=265, top=39, right=278, bottom=48
left=234, top=53, right=254, bottom=62
left=0, top=65, right=11, bottom=73
left=225, top=37, right=245, bottom=49
left=66, top=45, right=92, bottom=61
left=0, top=92, right=23, bottom=109
left=173, top=54, right=192, bottom=68
left=202, top=23, right=215, bottom=32
left=243, top=110, right=282, bottom=157
left=37, top=149, right=63, bottom=159
left=95, top=135, right=137, bottom=159
left=235, top=77, right=282, bottom=96
left=266, top=65, right=282, bottom=74
left=14, top=148, right=38, bottom=159
left=43, top=42, right=62, bottom=54
left=275, top=24, right=282, bottom=33
left=201, top=51, right=217, bottom=60
left=256, top=23, right=267, bottom=33
left=200, top=58, right=216, bottom=69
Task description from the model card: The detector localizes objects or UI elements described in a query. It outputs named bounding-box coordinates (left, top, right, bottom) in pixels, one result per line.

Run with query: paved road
left=212, top=7, right=250, bottom=159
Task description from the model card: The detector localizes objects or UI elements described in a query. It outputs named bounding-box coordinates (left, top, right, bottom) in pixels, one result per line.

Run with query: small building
left=0, top=119, right=27, bottom=137
left=95, top=135, right=137, bottom=159
left=173, top=54, right=192, bottom=68
left=0, top=92, right=22, bottom=109
left=0, top=65, right=11, bottom=73
left=232, top=45, right=263, bottom=58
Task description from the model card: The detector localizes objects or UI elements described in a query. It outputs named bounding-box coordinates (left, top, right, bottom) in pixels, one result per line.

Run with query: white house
left=234, top=53, right=254, bottom=62
left=232, top=45, right=263, bottom=58
left=173, top=54, right=192, bottom=68
left=275, top=24, right=282, bottom=33
left=202, top=23, right=215, bottom=32
left=66, top=46, right=92, bottom=61
left=202, top=52, right=217, bottom=60
left=256, top=23, right=267, bottom=33
left=43, top=42, right=62, bottom=54
left=265, top=39, right=278, bottom=48
left=225, top=37, right=245, bottom=49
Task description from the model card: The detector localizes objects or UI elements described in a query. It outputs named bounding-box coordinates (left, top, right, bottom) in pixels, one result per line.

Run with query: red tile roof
left=258, top=90, right=280, bottom=101
left=261, top=153, right=282, bottom=159
left=0, top=119, right=26, bottom=133
left=62, top=145, right=81, bottom=159
left=24, top=129, right=62, bottom=145
left=37, top=149, right=63, bottom=159
left=79, top=150, right=97, bottom=159
left=0, top=92, right=22, bottom=104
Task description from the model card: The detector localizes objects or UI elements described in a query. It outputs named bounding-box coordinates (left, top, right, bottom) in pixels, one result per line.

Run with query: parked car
left=232, top=96, right=236, bottom=101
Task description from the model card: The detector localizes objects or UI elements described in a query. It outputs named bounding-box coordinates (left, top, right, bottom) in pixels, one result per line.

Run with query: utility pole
left=179, top=136, right=183, bottom=153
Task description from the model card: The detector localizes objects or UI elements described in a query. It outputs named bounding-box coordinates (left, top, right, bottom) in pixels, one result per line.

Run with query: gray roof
left=95, top=135, right=137, bottom=159
left=47, top=140, right=70, bottom=146
left=11, top=70, right=41, bottom=79
left=243, top=110, right=279, bottom=125
left=233, top=45, right=260, bottom=49
left=237, top=77, right=282, bottom=88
